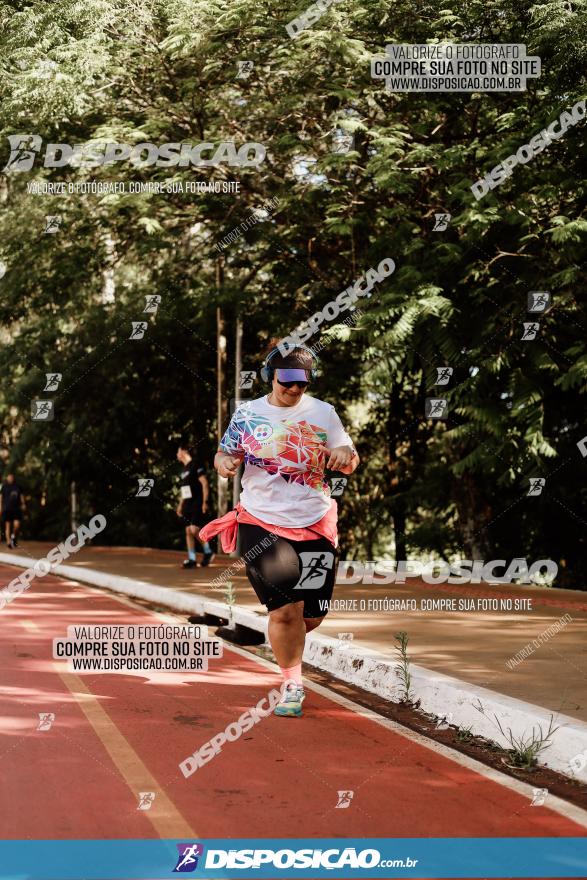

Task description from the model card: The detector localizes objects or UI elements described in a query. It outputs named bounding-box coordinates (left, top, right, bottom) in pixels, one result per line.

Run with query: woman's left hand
left=319, top=444, right=356, bottom=471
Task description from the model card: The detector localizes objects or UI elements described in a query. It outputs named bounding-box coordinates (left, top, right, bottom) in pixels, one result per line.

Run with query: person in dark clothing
left=0, top=473, right=26, bottom=548
left=175, top=442, right=214, bottom=569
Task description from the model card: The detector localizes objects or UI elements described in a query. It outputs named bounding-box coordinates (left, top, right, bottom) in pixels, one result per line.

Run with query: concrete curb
left=2, top=552, right=586, bottom=780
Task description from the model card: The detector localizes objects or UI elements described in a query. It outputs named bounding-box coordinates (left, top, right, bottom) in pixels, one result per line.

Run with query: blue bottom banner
left=1, top=838, right=586, bottom=879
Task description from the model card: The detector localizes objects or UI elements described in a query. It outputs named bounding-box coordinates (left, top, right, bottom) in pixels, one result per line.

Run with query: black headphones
left=260, top=344, right=319, bottom=384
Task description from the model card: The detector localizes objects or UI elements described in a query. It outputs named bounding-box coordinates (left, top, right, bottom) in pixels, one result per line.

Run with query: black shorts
left=180, top=503, right=207, bottom=527
left=2, top=510, right=22, bottom=524
left=238, top=523, right=337, bottom=618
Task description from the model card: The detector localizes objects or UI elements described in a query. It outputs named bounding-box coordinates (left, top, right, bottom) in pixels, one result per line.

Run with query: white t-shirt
left=219, top=394, right=354, bottom=527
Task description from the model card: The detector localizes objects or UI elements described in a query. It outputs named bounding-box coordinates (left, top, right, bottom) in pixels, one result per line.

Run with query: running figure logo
left=335, top=790, right=354, bottom=809
left=43, top=373, right=62, bottom=392
left=2, top=134, right=42, bottom=172
left=294, top=551, right=335, bottom=590
left=173, top=843, right=204, bottom=872
left=521, top=322, right=540, bottom=340
left=527, top=478, right=545, bottom=496
left=434, top=367, right=453, bottom=385
left=44, top=215, right=62, bottom=234
left=239, top=370, right=256, bottom=389
left=137, top=792, right=156, bottom=811
left=433, top=213, right=451, bottom=231
left=236, top=60, right=254, bottom=79
left=425, top=398, right=448, bottom=419
left=143, top=295, right=161, bottom=314
left=528, top=291, right=551, bottom=313
left=129, top=321, right=148, bottom=340
left=37, top=713, right=55, bottom=731
left=330, top=477, right=347, bottom=497
left=530, top=788, right=548, bottom=806
left=331, top=131, right=354, bottom=153
left=31, top=400, right=54, bottom=421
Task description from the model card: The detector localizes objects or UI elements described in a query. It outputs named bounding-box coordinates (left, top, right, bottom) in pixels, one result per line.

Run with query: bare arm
left=198, top=474, right=209, bottom=510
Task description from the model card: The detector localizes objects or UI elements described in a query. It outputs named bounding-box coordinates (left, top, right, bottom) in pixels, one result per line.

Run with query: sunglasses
left=277, top=379, right=309, bottom=389
left=275, top=368, right=310, bottom=389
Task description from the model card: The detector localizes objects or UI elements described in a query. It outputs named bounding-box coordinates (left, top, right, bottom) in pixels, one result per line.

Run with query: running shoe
left=11, top=535, right=17, bottom=547
left=274, top=681, right=305, bottom=717
left=181, top=559, right=197, bottom=569
left=201, top=551, right=215, bottom=567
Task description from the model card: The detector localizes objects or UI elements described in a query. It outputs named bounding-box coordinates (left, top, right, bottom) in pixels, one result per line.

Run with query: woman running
left=199, top=344, right=359, bottom=717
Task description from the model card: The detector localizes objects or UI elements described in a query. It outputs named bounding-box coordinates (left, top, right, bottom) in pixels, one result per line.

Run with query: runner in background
left=200, top=344, right=359, bottom=717
left=0, top=473, right=26, bottom=548
left=176, top=442, right=214, bottom=569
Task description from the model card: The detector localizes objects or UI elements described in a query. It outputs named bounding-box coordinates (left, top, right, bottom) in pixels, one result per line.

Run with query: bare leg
left=268, top=601, right=306, bottom=669
left=304, top=615, right=325, bottom=633
left=4, top=521, right=10, bottom=543
left=12, top=519, right=20, bottom=540
left=185, top=525, right=198, bottom=554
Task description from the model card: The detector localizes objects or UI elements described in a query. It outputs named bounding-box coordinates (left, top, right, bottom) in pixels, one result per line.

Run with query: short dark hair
left=178, top=439, right=195, bottom=455
left=271, top=346, right=314, bottom=371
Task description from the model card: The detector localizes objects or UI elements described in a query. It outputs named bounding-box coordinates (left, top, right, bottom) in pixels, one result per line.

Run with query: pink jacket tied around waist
left=199, top=501, right=338, bottom=554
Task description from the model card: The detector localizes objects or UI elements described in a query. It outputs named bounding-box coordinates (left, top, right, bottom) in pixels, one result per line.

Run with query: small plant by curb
left=394, top=631, right=413, bottom=703
left=473, top=699, right=560, bottom=770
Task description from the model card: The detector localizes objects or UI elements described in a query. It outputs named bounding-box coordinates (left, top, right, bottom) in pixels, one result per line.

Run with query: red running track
left=0, top=563, right=585, bottom=873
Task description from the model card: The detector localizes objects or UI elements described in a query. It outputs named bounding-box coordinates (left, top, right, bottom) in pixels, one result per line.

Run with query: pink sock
left=280, top=663, right=302, bottom=685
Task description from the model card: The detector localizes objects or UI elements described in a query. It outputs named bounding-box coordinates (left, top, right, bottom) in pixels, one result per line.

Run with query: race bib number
left=180, top=485, right=192, bottom=500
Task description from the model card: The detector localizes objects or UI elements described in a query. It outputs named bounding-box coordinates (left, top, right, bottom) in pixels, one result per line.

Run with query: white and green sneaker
left=274, top=681, right=305, bottom=717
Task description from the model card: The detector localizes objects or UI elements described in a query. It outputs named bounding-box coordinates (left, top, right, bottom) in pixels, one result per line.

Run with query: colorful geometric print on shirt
left=221, top=409, right=329, bottom=494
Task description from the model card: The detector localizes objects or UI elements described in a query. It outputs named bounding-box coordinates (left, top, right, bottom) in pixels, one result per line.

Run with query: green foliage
left=0, top=0, right=585, bottom=583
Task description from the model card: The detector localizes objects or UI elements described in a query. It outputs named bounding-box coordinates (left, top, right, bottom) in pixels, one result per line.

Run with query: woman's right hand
left=215, top=452, right=243, bottom=478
